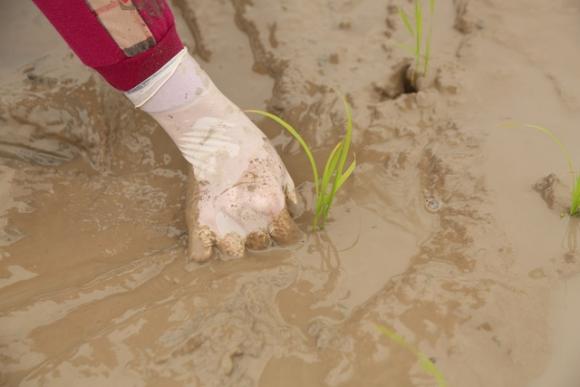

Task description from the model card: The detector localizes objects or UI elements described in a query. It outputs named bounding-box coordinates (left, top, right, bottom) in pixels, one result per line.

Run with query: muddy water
left=1, top=0, right=580, bottom=386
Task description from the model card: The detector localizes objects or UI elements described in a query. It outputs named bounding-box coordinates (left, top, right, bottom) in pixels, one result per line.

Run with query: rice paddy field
left=1, top=1, right=580, bottom=386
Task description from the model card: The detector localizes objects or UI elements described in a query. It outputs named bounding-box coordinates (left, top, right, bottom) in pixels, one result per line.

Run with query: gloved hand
left=126, top=49, right=300, bottom=261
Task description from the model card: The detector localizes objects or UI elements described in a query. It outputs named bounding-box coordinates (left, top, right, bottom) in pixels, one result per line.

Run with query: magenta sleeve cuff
left=33, top=0, right=184, bottom=91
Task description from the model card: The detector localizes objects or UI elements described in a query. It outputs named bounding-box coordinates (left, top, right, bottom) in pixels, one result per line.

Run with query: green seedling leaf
left=377, top=325, right=408, bottom=347
left=423, top=34, right=432, bottom=76
left=321, top=96, right=355, bottom=227
left=336, top=158, right=356, bottom=191
left=321, top=143, right=343, bottom=197
left=337, top=96, right=354, bottom=182
left=571, top=176, right=580, bottom=216
left=377, top=325, right=448, bottom=387
left=397, top=0, right=436, bottom=83
left=316, top=157, right=356, bottom=228
left=423, top=0, right=436, bottom=76
left=524, top=124, right=576, bottom=177
left=418, top=353, right=448, bottom=387
left=415, top=0, right=423, bottom=76
left=429, top=0, right=436, bottom=14
left=314, top=142, right=343, bottom=228
left=398, top=8, right=415, bottom=36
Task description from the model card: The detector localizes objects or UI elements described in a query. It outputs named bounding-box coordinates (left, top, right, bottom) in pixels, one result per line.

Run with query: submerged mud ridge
left=2, top=1, right=580, bottom=386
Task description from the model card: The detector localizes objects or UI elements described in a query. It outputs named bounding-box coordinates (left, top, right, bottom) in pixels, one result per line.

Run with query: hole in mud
left=401, top=64, right=418, bottom=94
left=373, top=62, right=417, bottom=101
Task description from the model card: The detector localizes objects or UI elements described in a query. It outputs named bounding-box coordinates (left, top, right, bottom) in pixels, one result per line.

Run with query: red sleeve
left=32, top=0, right=184, bottom=91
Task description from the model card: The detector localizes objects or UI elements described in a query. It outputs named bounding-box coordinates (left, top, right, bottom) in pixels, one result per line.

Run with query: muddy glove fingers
left=269, top=208, right=301, bottom=246
left=188, top=210, right=298, bottom=262
left=187, top=207, right=298, bottom=261
left=246, top=231, right=272, bottom=251
left=188, top=224, right=216, bottom=263
left=185, top=170, right=215, bottom=262
left=186, top=163, right=301, bottom=261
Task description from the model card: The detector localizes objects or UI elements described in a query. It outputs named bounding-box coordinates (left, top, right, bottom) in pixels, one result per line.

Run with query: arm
left=33, top=0, right=300, bottom=261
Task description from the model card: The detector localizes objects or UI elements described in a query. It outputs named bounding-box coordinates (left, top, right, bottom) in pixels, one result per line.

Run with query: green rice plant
left=247, top=98, right=356, bottom=230
left=377, top=325, right=448, bottom=387
left=523, top=124, right=580, bottom=216
left=398, top=0, right=436, bottom=83
left=571, top=175, right=580, bottom=216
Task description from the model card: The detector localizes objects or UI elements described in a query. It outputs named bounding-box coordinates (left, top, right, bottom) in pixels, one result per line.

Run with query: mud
left=1, top=1, right=580, bottom=386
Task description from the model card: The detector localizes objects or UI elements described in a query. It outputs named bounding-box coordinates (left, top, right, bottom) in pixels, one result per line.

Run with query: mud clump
left=533, top=173, right=571, bottom=215
left=374, top=63, right=426, bottom=100
left=453, top=0, right=484, bottom=34
left=375, top=61, right=453, bottom=101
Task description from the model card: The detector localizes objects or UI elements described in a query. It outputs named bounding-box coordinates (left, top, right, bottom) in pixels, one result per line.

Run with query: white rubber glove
left=126, top=49, right=300, bottom=261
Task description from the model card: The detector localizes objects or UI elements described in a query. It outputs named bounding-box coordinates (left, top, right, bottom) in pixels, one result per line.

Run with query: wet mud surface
left=2, top=1, right=580, bottom=386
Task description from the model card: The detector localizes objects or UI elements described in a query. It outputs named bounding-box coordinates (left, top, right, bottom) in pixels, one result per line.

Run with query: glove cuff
left=125, top=48, right=192, bottom=109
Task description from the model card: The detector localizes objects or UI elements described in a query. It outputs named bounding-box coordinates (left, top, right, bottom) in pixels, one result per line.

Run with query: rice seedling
left=377, top=325, right=448, bottom=387
left=247, top=97, right=356, bottom=230
left=521, top=124, right=580, bottom=216
left=398, top=0, right=436, bottom=84
left=571, top=175, right=580, bottom=216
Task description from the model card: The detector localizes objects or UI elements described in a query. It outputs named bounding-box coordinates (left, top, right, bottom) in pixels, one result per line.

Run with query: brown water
left=1, top=1, right=580, bottom=386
